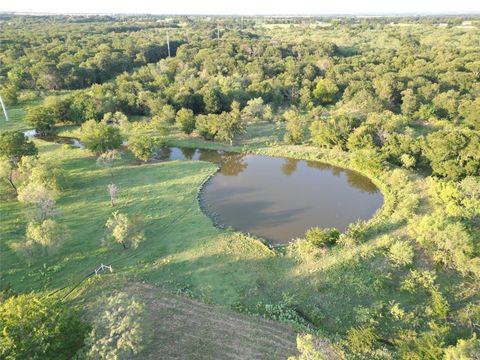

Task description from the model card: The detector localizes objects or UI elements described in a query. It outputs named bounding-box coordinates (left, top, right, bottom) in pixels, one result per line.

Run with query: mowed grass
left=80, top=281, right=300, bottom=360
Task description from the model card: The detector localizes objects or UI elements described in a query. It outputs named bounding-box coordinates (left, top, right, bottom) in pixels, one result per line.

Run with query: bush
left=305, top=227, right=340, bottom=247
left=388, top=240, right=414, bottom=267
left=0, top=293, right=88, bottom=360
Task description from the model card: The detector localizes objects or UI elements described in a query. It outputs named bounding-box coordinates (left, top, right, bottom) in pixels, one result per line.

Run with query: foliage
left=423, top=130, right=480, bottom=180
left=283, top=109, right=307, bottom=145
left=409, top=214, right=474, bottom=275
left=14, top=219, right=68, bottom=261
left=128, top=134, right=162, bottom=161
left=17, top=180, right=57, bottom=220
left=79, top=120, right=123, bottom=154
left=0, top=293, right=88, bottom=360
left=444, top=335, right=480, bottom=360
left=313, top=79, right=339, bottom=104
left=25, top=106, right=56, bottom=134
left=388, top=240, right=414, bottom=267
left=0, top=131, right=37, bottom=166
left=85, top=292, right=145, bottom=359
left=104, top=211, right=145, bottom=249
left=175, top=108, right=196, bottom=134
left=305, top=227, right=340, bottom=247
left=288, top=334, right=326, bottom=360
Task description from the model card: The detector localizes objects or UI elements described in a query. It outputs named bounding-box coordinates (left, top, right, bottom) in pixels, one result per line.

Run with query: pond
left=159, top=147, right=384, bottom=245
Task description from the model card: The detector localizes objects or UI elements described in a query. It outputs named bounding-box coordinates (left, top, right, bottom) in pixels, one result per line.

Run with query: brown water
left=160, top=147, right=384, bottom=245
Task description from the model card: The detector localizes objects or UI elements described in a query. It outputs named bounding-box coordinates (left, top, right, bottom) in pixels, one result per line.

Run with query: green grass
left=0, top=100, right=41, bottom=132
left=1, top=136, right=435, bottom=337
left=1, top=112, right=474, bottom=359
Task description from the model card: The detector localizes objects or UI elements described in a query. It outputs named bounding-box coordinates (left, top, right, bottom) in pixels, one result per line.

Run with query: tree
left=17, top=180, right=56, bottom=220
left=79, top=120, right=122, bottom=154
left=423, top=130, right=480, bottom=180
left=310, top=115, right=357, bottom=150
left=128, top=135, right=162, bottom=162
left=85, top=292, right=144, bottom=359
left=347, top=125, right=378, bottom=152
left=104, top=211, right=145, bottom=249
left=0, top=131, right=37, bottom=192
left=242, top=97, right=266, bottom=122
left=0, top=131, right=37, bottom=167
left=176, top=108, right=196, bottom=134
left=15, top=219, right=67, bottom=261
left=107, top=183, right=119, bottom=206
left=0, top=293, right=88, bottom=360
left=215, top=101, right=245, bottom=145
left=401, top=89, right=419, bottom=115
left=196, top=104, right=246, bottom=145
left=25, top=106, right=56, bottom=134
left=283, top=109, right=306, bottom=145
left=97, top=149, right=122, bottom=177
left=312, top=78, right=338, bottom=104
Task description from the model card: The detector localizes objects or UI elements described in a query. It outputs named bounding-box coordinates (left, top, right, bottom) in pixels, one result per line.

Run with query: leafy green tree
left=0, top=131, right=37, bottom=191
left=215, top=101, right=245, bottom=145
left=312, top=79, right=338, bottom=104
left=25, top=106, right=56, bottom=134
left=0, top=293, right=88, bottom=360
left=423, top=130, right=480, bottom=180
left=400, top=153, right=416, bottom=169
left=0, top=131, right=37, bottom=166
left=105, top=211, right=145, bottom=249
left=347, top=125, right=378, bottom=152
left=242, top=97, right=266, bottom=122
left=128, top=135, right=162, bottom=162
left=79, top=120, right=122, bottom=154
left=0, top=84, right=19, bottom=105
left=283, top=109, right=306, bottom=145
left=459, top=98, right=480, bottom=130
left=14, top=219, right=67, bottom=262
left=86, top=292, right=145, bottom=360
left=310, top=115, right=357, bottom=150
left=401, top=89, right=419, bottom=115
left=176, top=108, right=196, bottom=134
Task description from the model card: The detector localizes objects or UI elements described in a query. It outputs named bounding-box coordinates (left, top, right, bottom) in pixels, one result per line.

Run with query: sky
left=1, top=0, right=479, bottom=15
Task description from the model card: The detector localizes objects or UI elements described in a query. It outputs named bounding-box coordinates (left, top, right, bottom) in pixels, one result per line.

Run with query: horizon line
left=2, top=11, right=480, bottom=17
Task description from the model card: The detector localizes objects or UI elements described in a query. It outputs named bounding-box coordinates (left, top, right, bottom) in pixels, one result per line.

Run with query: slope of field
left=105, top=283, right=300, bottom=360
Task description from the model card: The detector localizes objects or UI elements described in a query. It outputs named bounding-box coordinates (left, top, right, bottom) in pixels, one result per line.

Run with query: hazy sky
left=1, top=0, right=479, bottom=15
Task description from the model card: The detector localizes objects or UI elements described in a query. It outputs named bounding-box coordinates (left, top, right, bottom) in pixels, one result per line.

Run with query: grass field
left=1, top=102, right=473, bottom=358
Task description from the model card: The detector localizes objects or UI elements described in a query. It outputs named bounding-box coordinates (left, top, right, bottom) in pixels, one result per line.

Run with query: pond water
left=159, top=147, right=384, bottom=245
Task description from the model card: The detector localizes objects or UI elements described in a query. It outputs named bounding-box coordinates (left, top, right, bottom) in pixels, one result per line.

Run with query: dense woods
left=1, top=14, right=479, bottom=359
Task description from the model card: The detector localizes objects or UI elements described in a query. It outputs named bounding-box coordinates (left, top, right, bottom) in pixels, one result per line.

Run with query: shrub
left=85, top=292, right=145, bottom=359
left=388, top=240, right=414, bottom=267
left=305, top=227, right=340, bottom=247
left=0, top=293, right=88, bottom=360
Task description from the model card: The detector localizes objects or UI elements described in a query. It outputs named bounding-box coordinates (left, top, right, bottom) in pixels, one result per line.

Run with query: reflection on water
left=161, top=147, right=384, bottom=244
left=282, top=158, right=298, bottom=176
